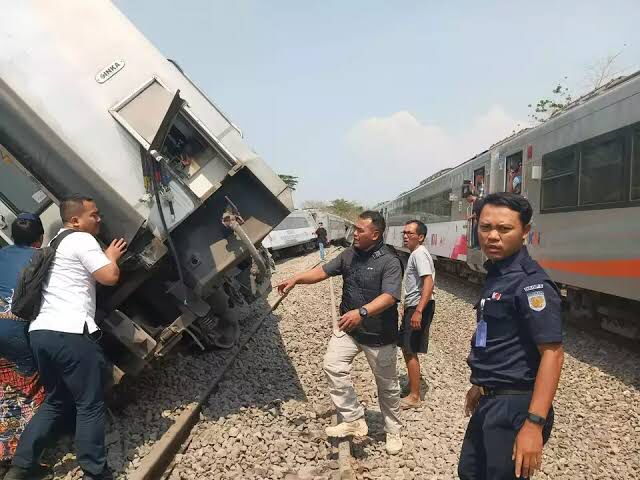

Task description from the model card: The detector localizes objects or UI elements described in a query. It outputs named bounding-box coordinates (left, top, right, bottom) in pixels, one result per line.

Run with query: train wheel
left=190, top=311, right=240, bottom=350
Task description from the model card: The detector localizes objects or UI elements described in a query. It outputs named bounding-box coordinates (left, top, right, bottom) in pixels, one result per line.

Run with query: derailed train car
left=0, top=0, right=292, bottom=380
left=382, top=72, right=640, bottom=340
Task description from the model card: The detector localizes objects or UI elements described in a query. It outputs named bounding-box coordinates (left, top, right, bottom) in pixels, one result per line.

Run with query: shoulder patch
left=524, top=283, right=544, bottom=292
left=527, top=291, right=546, bottom=311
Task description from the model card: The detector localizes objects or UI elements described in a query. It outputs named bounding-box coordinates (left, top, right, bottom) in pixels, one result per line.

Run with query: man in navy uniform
left=458, top=192, right=564, bottom=480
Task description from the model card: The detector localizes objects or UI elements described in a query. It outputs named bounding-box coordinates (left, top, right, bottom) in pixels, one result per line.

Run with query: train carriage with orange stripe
left=382, top=71, right=640, bottom=340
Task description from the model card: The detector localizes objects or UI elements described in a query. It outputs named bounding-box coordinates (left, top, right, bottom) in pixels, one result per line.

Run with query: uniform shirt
left=403, top=244, right=435, bottom=308
left=323, top=241, right=402, bottom=346
left=0, top=245, right=38, bottom=320
left=467, top=247, right=563, bottom=389
left=29, top=229, right=111, bottom=334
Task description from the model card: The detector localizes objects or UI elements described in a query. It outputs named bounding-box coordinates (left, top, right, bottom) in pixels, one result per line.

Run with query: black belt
left=480, top=386, right=533, bottom=397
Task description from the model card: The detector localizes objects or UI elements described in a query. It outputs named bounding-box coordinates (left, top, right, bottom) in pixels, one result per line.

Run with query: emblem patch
left=491, top=292, right=502, bottom=300
left=527, top=291, right=546, bottom=311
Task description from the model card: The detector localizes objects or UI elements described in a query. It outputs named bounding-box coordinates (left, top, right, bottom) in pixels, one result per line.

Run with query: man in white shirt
left=398, top=220, right=435, bottom=409
left=8, top=195, right=126, bottom=480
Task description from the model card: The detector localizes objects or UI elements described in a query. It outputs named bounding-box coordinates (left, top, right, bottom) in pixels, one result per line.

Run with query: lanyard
left=475, top=298, right=488, bottom=348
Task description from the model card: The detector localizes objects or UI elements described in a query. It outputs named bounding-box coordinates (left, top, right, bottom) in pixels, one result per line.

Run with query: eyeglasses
left=402, top=231, right=417, bottom=236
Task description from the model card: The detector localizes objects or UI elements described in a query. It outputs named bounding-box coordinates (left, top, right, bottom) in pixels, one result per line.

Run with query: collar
left=354, top=240, right=385, bottom=258
left=484, top=246, right=529, bottom=275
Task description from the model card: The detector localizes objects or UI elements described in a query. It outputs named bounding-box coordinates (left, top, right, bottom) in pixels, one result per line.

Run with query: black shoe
left=4, top=465, right=53, bottom=480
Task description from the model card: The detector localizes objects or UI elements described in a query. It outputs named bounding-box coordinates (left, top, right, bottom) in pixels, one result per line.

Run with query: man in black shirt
left=459, top=193, right=564, bottom=479
left=278, top=211, right=403, bottom=455
left=315, top=222, right=328, bottom=261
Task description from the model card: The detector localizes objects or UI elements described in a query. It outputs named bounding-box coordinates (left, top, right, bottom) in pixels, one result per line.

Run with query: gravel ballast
left=49, top=249, right=640, bottom=479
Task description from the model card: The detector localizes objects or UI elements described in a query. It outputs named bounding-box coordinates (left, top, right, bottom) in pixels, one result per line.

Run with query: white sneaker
left=325, top=418, right=368, bottom=438
left=385, top=432, right=403, bottom=455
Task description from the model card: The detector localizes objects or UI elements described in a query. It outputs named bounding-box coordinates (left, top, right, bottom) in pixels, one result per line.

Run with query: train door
left=466, top=166, right=485, bottom=249
left=0, top=145, right=53, bottom=245
left=505, top=151, right=523, bottom=194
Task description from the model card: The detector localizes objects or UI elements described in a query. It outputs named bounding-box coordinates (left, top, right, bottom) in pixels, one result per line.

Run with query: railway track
left=127, top=248, right=347, bottom=480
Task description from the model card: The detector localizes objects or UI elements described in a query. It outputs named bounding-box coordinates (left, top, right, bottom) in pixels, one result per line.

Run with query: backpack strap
left=49, top=229, right=77, bottom=249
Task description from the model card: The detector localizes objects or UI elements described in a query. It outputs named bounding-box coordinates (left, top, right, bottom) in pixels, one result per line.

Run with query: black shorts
left=397, top=300, right=435, bottom=354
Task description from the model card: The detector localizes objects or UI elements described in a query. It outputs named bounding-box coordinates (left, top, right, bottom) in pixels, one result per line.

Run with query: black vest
left=339, top=242, right=400, bottom=346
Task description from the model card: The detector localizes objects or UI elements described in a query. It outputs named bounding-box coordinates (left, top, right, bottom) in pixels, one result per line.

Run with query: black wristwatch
left=358, top=306, right=368, bottom=318
left=526, top=412, right=546, bottom=426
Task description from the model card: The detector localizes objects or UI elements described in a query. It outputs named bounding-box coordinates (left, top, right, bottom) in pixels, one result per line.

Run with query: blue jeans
left=319, top=242, right=326, bottom=260
left=13, top=330, right=107, bottom=476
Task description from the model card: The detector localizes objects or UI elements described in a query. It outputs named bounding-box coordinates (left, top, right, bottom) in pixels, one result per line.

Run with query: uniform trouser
left=319, top=242, right=326, bottom=260
left=458, top=393, right=554, bottom=480
left=322, top=333, right=402, bottom=434
left=13, top=330, right=106, bottom=476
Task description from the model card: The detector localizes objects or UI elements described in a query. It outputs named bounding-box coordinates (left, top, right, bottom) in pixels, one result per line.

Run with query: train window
left=274, top=216, right=310, bottom=231
left=541, top=149, right=578, bottom=210
left=632, top=131, right=640, bottom=200
left=505, top=151, right=523, bottom=194
left=473, top=167, right=485, bottom=196
left=579, top=136, right=625, bottom=205
left=542, top=150, right=576, bottom=177
left=0, top=146, right=50, bottom=214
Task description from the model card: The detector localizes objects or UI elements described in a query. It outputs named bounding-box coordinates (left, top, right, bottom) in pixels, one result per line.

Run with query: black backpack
left=12, top=229, right=76, bottom=321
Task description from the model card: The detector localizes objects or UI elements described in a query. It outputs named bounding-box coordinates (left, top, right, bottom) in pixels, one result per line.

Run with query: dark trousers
left=12, top=330, right=106, bottom=476
left=458, top=393, right=554, bottom=480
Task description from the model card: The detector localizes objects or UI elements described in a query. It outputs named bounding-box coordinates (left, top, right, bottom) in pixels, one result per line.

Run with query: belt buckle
left=480, top=386, right=493, bottom=397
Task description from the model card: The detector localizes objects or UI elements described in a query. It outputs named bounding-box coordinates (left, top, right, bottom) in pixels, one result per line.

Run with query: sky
left=114, top=0, right=640, bottom=207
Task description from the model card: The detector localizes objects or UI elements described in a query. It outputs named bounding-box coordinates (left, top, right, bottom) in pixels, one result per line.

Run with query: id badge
left=475, top=298, right=488, bottom=348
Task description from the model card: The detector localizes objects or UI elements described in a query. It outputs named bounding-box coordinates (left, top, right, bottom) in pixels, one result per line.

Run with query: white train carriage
left=308, top=210, right=353, bottom=246
left=262, top=210, right=317, bottom=256
left=383, top=72, right=640, bottom=339
left=0, top=0, right=292, bottom=378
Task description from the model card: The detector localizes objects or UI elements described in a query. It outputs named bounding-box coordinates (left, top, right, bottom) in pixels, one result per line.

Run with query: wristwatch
left=526, top=412, right=546, bottom=426
left=358, top=306, right=368, bottom=318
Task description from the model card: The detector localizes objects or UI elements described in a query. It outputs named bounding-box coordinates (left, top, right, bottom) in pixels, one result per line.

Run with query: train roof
left=388, top=69, right=640, bottom=203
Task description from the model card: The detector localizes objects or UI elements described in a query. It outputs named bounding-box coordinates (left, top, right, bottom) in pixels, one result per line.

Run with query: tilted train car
left=383, top=72, right=640, bottom=339
left=261, top=210, right=318, bottom=257
left=0, top=0, right=292, bottom=381
left=308, top=210, right=353, bottom=246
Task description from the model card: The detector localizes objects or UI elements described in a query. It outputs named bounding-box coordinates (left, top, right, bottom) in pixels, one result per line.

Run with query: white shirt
left=29, top=229, right=111, bottom=334
left=403, top=244, right=435, bottom=308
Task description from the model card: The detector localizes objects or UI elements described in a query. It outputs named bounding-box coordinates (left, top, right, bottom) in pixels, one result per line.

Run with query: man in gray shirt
left=398, top=219, right=435, bottom=408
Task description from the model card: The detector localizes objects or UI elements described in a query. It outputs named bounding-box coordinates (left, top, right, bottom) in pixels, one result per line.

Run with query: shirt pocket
left=482, top=298, right=517, bottom=338
left=360, top=267, right=380, bottom=291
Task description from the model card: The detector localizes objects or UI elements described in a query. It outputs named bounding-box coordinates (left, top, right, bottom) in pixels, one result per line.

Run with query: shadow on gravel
left=198, top=311, right=308, bottom=426
left=561, top=324, right=640, bottom=391
left=350, top=410, right=385, bottom=461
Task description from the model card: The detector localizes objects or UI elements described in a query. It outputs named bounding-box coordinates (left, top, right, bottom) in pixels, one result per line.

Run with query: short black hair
left=405, top=219, right=428, bottom=240
left=60, top=194, right=94, bottom=223
left=476, top=192, right=533, bottom=226
left=359, top=210, right=386, bottom=233
left=11, top=215, right=44, bottom=246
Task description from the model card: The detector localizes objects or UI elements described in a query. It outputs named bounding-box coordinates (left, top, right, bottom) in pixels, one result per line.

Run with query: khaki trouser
left=323, top=333, right=402, bottom=434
